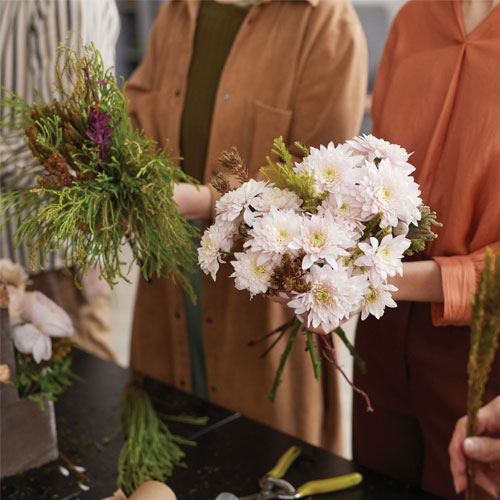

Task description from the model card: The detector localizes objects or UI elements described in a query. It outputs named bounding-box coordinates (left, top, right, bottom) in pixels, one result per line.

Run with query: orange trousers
left=353, top=302, right=500, bottom=500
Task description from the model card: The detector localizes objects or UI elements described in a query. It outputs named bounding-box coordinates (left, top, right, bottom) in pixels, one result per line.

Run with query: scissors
left=217, top=445, right=363, bottom=500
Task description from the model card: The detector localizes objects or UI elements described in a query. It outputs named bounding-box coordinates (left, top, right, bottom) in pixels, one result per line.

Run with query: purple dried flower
left=83, top=67, right=118, bottom=162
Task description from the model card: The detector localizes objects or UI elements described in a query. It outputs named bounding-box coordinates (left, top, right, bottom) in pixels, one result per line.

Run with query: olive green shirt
left=180, top=0, right=249, bottom=182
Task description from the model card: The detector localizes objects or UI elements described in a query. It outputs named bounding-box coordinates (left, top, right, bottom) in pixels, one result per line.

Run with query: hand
left=173, top=183, right=212, bottom=220
left=268, top=294, right=352, bottom=334
left=449, top=395, right=500, bottom=497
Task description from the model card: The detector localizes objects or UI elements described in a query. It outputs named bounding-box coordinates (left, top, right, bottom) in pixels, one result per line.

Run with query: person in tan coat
left=126, top=0, right=367, bottom=455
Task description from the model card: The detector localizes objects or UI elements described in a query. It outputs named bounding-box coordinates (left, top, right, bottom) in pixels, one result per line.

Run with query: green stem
left=305, top=329, right=321, bottom=380
left=268, top=319, right=301, bottom=403
left=334, top=326, right=366, bottom=374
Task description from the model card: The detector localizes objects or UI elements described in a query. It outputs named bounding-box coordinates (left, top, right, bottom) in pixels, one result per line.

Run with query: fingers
left=449, top=416, right=468, bottom=494
left=465, top=437, right=500, bottom=464
left=477, top=396, right=500, bottom=435
left=474, top=466, right=500, bottom=499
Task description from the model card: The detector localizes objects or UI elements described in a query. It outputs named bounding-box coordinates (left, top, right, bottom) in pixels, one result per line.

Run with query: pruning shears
left=241, top=446, right=362, bottom=500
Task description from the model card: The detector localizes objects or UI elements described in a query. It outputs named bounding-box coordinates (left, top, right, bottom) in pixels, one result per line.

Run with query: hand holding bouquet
left=200, top=136, right=440, bottom=402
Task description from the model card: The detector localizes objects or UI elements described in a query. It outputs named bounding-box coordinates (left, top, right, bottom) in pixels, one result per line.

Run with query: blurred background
left=108, top=0, right=406, bottom=458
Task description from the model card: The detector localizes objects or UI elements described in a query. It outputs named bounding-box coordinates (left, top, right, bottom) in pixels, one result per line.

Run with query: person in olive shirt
left=127, top=0, right=367, bottom=456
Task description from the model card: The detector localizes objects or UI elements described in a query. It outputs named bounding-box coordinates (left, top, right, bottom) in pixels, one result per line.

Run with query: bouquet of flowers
left=0, top=258, right=77, bottom=410
left=0, top=43, right=197, bottom=295
left=201, top=136, right=440, bottom=403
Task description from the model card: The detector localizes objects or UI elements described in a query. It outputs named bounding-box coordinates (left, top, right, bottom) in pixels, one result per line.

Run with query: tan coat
left=127, top=0, right=367, bottom=454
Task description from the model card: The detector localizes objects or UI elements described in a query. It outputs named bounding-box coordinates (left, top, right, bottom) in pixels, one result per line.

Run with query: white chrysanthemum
left=347, top=134, right=414, bottom=173
left=294, top=142, right=362, bottom=195
left=360, top=283, right=397, bottom=320
left=215, top=179, right=269, bottom=223
left=354, top=159, right=422, bottom=227
left=244, top=208, right=303, bottom=265
left=198, top=221, right=236, bottom=280
left=248, top=187, right=302, bottom=217
left=289, top=211, right=357, bottom=270
left=230, top=252, right=274, bottom=297
left=287, top=265, right=368, bottom=332
left=317, top=193, right=365, bottom=235
left=355, top=234, right=411, bottom=286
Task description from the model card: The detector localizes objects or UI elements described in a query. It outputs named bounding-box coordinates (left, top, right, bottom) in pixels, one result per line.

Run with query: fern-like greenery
left=0, top=43, right=198, bottom=298
left=466, top=248, right=500, bottom=500
left=260, top=137, right=326, bottom=212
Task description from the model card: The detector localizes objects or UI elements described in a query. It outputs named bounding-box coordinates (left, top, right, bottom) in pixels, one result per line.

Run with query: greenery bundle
left=0, top=43, right=198, bottom=296
left=118, top=383, right=207, bottom=495
left=466, top=248, right=500, bottom=500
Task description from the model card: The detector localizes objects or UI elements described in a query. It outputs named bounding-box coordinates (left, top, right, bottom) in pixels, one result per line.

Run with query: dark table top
left=1, top=350, right=441, bottom=500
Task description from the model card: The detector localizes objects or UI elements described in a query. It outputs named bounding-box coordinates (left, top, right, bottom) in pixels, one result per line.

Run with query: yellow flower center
left=324, top=168, right=336, bottom=182
left=314, top=286, right=331, bottom=304
left=254, top=265, right=266, bottom=277
left=365, top=288, right=378, bottom=303
left=309, top=231, right=325, bottom=248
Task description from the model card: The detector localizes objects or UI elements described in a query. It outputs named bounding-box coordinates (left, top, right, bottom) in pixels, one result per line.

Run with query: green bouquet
left=0, top=43, right=197, bottom=297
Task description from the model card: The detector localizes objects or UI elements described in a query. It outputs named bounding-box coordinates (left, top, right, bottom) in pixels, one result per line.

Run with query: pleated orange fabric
left=371, top=0, right=500, bottom=325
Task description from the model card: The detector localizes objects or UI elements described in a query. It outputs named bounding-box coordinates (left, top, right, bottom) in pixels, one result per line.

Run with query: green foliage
left=118, top=384, right=206, bottom=495
left=405, top=205, right=442, bottom=256
left=466, top=248, right=500, bottom=499
left=0, top=43, right=198, bottom=298
left=260, top=137, right=326, bottom=212
left=15, top=350, right=79, bottom=412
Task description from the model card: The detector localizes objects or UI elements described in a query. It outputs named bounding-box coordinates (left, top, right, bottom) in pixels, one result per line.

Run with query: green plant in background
left=0, top=42, right=198, bottom=298
left=15, top=340, right=80, bottom=412
left=466, top=248, right=500, bottom=500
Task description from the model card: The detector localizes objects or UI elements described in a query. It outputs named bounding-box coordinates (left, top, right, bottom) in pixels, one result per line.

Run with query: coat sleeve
left=432, top=242, right=500, bottom=327
left=288, top=0, right=368, bottom=158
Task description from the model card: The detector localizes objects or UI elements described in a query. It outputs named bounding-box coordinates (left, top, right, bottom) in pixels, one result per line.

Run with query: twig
left=58, top=451, right=90, bottom=483
left=319, top=334, right=373, bottom=412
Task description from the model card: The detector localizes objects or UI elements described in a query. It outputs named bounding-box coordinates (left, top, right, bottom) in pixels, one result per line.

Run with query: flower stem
left=268, top=319, right=301, bottom=403
left=334, top=326, right=366, bottom=374
left=305, top=329, right=321, bottom=380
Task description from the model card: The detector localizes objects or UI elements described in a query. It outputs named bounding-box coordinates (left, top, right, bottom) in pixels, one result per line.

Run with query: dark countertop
left=1, top=349, right=442, bottom=500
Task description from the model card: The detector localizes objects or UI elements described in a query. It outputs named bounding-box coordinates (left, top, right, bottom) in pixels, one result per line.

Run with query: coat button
left=211, top=169, right=218, bottom=177
left=206, top=317, right=214, bottom=324
left=175, top=89, right=181, bottom=96
left=223, top=93, right=230, bottom=101
left=175, top=312, right=181, bottom=319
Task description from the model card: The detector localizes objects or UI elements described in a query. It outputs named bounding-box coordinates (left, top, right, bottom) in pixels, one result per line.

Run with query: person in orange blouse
left=349, top=1, right=500, bottom=499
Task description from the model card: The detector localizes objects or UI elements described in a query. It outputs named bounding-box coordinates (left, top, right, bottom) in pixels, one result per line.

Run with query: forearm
left=389, top=260, right=444, bottom=303
left=173, top=183, right=212, bottom=220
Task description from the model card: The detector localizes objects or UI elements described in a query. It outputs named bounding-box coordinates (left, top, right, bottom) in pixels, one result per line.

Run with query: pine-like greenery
left=118, top=384, right=207, bottom=495
left=260, top=137, right=326, bottom=212
left=466, top=248, right=500, bottom=500
left=0, top=43, right=198, bottom=298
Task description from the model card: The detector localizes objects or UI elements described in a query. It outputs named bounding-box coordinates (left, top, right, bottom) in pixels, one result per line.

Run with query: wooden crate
left=0, top=292, right=58, bottom=479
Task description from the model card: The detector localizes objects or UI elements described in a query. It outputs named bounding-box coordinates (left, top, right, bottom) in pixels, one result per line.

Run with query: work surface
left=2, top=350, right=442, bottom=500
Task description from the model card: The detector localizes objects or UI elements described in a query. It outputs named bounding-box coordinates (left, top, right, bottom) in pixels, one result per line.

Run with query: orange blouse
left=371, top=0, right=500, bottom=326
